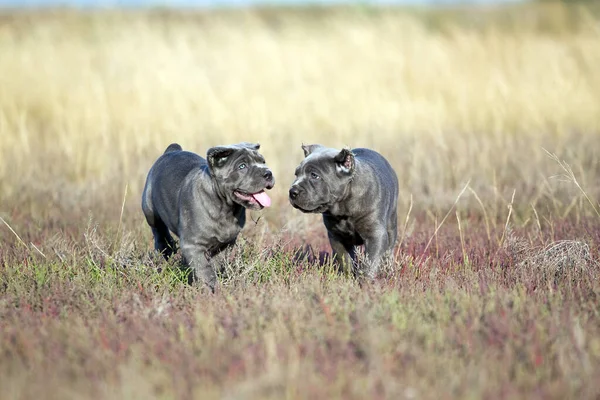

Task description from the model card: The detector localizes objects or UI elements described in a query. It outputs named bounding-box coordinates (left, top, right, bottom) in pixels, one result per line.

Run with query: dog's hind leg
left=142, top=185, right=175, bottom=258
left=151, top=218, right=177, bottom=259
left=387, top=208, right=398, bottom=251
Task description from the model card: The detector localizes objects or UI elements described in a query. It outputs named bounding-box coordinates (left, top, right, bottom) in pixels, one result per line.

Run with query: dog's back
left=142, top=144, right=206, bottom=234
left=353, top=148, right=399, bottom=200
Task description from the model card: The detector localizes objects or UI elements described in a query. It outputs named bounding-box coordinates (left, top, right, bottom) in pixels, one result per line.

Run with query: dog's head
left=288, top=144, right=355, bottom=213
left=207, top=142, right=275, bottom=210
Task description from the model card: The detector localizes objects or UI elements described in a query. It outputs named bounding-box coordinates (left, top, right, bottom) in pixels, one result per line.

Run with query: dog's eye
left=310, top=172, right=320, bottom=180
left=238, top=163, right=247, bottom=170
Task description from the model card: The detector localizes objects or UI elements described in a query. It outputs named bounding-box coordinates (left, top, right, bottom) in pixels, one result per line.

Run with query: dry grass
left=1, top=3, right=600, bottom=399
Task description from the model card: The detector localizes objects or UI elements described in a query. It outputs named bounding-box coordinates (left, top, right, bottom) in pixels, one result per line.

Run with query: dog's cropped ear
left=334, top=148, right=355, bottom=175
left=207, top=146, right=235, bottom=170
left=239, top=142, right=260, bottom=151
left=301, top=144, right=323, bottom=157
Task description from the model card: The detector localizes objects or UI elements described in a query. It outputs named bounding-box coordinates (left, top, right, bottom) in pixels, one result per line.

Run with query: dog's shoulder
left=352, top=148, right=383, bottom=162
left=352, top=148, right=393, bottom=171
left=352, top=148, right=398, bottom=190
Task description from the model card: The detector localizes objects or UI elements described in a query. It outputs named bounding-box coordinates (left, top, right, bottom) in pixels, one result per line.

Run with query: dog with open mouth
left=142, top=142, right=274, bottom=291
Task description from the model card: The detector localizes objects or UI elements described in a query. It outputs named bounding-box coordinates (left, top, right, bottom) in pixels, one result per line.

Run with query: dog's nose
left=264, top=170, right=273, bottom=181
left=289, top=186, right=299, bottom=200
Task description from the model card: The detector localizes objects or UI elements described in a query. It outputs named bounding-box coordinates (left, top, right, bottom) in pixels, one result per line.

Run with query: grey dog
left=288, top=144, right=398, bottom=279
left=142, top=142, right=275, bottom=290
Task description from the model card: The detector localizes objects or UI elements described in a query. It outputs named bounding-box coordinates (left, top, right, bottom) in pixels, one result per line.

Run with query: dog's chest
left=213, top=223, right=241, bottom=244
left=213, top=208, right=245, bottom=243
left=325, top=216, right=364, bottom=245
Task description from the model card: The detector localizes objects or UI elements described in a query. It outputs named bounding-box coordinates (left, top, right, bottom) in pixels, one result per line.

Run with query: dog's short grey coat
left=289, top=144, right=398, bottom=278
left=142, top=142, right=274, bottom=290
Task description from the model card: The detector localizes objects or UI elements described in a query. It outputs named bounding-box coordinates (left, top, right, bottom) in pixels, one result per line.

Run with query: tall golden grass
left=0, top=4, right=599, bottom=228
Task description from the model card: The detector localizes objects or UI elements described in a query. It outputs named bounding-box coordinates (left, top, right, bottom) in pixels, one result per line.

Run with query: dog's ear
left=239, top=142, right=260, bottom=151
left=207, top=146, right=235, bottom=169
left=301, top=144, right=323, bottom=157
left=334, top=148, right=354, bottom=175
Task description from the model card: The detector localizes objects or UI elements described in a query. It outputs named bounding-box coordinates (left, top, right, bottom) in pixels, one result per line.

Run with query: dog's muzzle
left=264, top=169, right=275, bottom=189
left=289, top=186, right=300, bottom=200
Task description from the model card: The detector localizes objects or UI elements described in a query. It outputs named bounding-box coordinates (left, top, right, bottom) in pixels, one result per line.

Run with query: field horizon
left=1, top=3, right=600, bottom=399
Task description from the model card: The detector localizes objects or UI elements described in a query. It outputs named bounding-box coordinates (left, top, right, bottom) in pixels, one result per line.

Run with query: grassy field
left=1, top=2, right=600, bottom=399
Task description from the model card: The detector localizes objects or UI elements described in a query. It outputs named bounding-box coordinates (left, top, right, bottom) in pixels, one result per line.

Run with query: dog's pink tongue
left=252, top=191, right=271, bottom=208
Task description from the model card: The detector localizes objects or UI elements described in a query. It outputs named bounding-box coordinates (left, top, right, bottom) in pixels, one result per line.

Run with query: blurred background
left=0, top=0, right=599, bottom=244
left=2, top=0, right=524, bottom=8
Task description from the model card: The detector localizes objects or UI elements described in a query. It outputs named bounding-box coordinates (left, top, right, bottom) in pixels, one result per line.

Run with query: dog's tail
left=164, top=143, right=183, bottom=154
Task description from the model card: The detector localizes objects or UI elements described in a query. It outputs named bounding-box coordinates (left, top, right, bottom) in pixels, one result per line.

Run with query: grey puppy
left=289, top=144, right=398, bottom=279
left=142, top=142, right=275, bottom=290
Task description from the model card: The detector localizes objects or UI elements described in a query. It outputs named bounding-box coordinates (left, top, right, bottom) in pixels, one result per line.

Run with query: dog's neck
left=209, top=174, right=229, bottom=204
left=326, top=162, right=369, bottom=218
left=324, top=181, right=352, bottom=217
left=202, top=170, right=244, bottom=218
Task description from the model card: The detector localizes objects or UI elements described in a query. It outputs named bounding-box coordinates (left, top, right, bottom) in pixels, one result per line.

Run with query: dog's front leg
left=362, top=231, right=389, bottom=279
left=327, top=231, right=356, bottom=275
left=181, top=242, right=216, bottom=292
left=210, top=241, right=236, bottom=277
